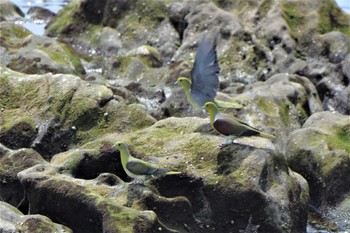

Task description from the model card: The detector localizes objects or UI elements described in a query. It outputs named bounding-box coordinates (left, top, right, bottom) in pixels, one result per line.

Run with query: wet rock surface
left=0, top=0, right=349, bottom=232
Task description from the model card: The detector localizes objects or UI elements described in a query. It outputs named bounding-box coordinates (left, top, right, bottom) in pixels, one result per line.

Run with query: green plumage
left=113, top=142, right=180, bottom=179
left=203, top=102, right=275, bottom=139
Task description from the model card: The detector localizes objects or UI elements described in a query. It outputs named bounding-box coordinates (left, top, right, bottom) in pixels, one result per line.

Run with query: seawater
left=10, top=0, right=71, bottom=35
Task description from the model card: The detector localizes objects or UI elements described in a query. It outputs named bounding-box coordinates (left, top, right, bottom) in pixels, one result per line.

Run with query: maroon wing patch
left=213, top=118, right=260, bottom=136
left=214, top=119, right=239, bottom=136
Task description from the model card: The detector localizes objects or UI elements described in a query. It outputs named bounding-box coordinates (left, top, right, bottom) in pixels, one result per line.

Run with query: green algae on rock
left=0, top=201, right=72, bottom=233
left=0, top=145, right=47, bottom=211
left=0, top=21, right=84, bottom=75
left=0, top=67, right=155, bottom=159
left=286, top=111, right=350, bottom=207
left=65, top=116, right=309, bottom=232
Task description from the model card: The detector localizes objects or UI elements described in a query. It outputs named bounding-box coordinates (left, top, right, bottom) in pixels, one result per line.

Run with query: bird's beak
left=201, top=105, right=205, bottom=109
left=174, top=80, right=178, bottom=85
left=111, top=145, right=116, bottom=150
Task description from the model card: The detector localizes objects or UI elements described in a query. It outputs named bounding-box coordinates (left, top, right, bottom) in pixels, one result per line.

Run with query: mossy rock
left=286, top=111, right=350, bottom=206
left=0, top=68, right=155, bottom=157
left=0, top=22, right=84, bottom=75
left=0, top=146, right=46, bottom=210
left=282, top=0, right=350, bottom=40
left=46, top=0, right=172, bottom=55
left=75, top=116, right=308, bottom=232
left=0, top=201, right=73, bottom=233
left=0, top=109, right=36, bottom=149
left=0, top=0, right=24, bottom=21
left=45, top=0, right=82, bottom=36
left=17, top=163, right=178, bottom=233
left=318, top=0, right=350, bottom=37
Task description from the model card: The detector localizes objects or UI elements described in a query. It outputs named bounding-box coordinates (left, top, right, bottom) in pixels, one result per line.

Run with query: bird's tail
left=165, top=171, right=181, bottom=175
left=153, top=168, right=181, bottom=176
left=215, top=99, right=245, bottom=109
left=259, top=132, right=276, bottom=139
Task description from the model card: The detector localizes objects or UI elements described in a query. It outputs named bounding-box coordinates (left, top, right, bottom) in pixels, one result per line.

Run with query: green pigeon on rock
left=113, top=142, right=180, bottom=179
left=203, top=102, right=275, bottom=139
left=177, top=32, right=244, bottom=110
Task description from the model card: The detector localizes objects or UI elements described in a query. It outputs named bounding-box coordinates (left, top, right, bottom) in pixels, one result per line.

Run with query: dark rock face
left=11, top=118, right=309, bottom=233
left=1, top=0, right=349, bottom=232
left=0, top=122, right=36, bottom=149
left=27, top=6, right=56, bottom=22
left=0, top=145, right=46, bottom=213
left=286, top=112, right=350, bottom=206
left=0, top=201, right=72, bottom=233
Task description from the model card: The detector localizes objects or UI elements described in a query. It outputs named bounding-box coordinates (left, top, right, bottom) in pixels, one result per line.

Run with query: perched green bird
left=113, top=142, right=180, bottom=179
left=203, top=102, right=275, bottom=139
left=177, top=33, right=243, bottom=110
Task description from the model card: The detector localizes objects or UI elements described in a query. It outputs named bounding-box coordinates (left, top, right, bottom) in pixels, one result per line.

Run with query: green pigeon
left=203, top=102, right=275, bottom=139
left=177, top=33, right=243, bottom=110
left=113, top=142, right=180, bottom=179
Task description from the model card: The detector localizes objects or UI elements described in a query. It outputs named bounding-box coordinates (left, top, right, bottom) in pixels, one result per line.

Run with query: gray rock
left=286, top=111, right=350, bottom=207
left=0, top=201, right=72, bottom=233
left=342, top=54, right=350, bottom=82
left=27, top=6, right=56, bottom=23
left=0, top=0, right=24, bottom=21
left=46, top=0, right=179, bottom=62
left=0, top=22, right=85, bottom=75
left=324, top=32, right=349, bottom=63
left=0, top=145, right=46, bottom=213
left=17, top=164, right=179, bottom=233
left=1, top=0, right=350, bottom=232
left=13, top=116, right=310, bottom=232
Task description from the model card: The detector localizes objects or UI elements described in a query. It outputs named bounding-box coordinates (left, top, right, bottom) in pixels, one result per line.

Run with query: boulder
left=27, top=6, right=56, bottom=23
left=0, top=145, right=46, bottom=213
left=0, top=0, right=24, bottom=21
left=0, top=66, right=155, bottom=159
left=0, top=22, right=85, bottom=75
left=0, top=201, right=72, bottom=233
left=16, top=117, right=309, bottom=232
left=286, top=111, right=350, bottom=207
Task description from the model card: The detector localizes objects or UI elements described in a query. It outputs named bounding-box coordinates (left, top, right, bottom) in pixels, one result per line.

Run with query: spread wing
left=191, top=33, right=220, bottom=107
left=126, top=160, right=158, bottom=175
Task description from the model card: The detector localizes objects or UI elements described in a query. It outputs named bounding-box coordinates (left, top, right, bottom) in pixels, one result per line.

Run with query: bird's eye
left=118, top=143, right=121, bottom=146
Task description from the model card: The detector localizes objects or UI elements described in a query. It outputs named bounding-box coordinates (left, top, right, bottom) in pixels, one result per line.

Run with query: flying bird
left=203, top=102, right=275, bottom=139
left=113, top=142, right=180, bottom=179
left=177, top=32, right=243, bottom=110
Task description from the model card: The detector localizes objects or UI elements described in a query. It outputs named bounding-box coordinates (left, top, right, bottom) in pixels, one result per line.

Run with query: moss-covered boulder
left=0, top=145, right=46, bottom=213
left=18, top=164, right=179, bottom=233
left=281, top=0, right=349, bottom=40
left=0, top=21, right=85, bottom=75
left=27, top=6, right=56, bottom=23
left=46, top=0, right=179, bottom=61
left=286, top=111, right=350, bottom=207
left=0, top=201, right=72, bottom=233
left=0, top=66, right=155, bottom=159
left=15, top=116, right=309, bottom=232
left=0, top=0, right=24, bottom=21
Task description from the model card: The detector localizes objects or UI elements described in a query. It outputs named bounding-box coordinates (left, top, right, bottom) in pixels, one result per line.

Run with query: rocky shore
left=0, top=0, right=349, bottom=232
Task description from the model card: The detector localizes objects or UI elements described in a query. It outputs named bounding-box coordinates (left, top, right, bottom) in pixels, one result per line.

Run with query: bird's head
left=202, top=102, right=218, bottom=113
left=176, top=77, right=191, bottom=91
left=113, top=142, right=128, bottom=152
